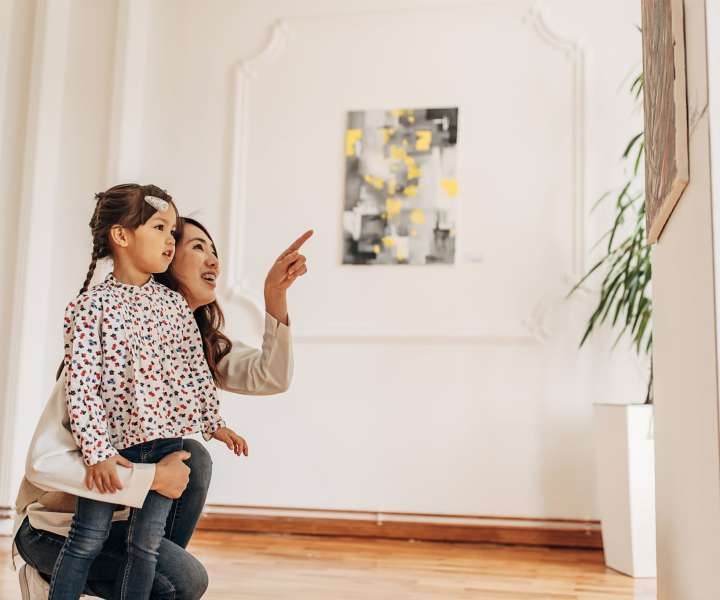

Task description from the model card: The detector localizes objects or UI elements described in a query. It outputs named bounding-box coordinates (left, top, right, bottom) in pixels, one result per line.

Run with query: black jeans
left=15, top=438, right=212, bottom=600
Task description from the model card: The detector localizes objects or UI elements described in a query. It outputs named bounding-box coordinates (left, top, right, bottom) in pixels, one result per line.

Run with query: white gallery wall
left=0, top=0, right=644, bottom=523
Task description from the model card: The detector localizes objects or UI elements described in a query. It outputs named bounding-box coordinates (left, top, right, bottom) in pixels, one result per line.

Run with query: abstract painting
left=342, top=107, right=459, bottom=265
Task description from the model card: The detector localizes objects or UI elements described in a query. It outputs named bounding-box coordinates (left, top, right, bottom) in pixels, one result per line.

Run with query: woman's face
left=170, top=223, right=220, bottom=310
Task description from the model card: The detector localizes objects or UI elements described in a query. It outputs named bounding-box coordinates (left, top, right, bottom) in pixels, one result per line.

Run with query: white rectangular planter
left=593, top=404, right=656, bottom=578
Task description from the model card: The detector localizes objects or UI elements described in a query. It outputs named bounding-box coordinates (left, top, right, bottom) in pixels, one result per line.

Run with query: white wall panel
left=0, top=0, right=645, bottom=521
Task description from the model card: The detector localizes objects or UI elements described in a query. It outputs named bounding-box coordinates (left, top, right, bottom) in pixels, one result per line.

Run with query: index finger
left=279, top=230, right=314, bottom=258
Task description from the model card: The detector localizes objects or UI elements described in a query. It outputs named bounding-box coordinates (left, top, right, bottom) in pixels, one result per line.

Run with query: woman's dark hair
left=56, top=183, right=179, bottom=380
left=155, top=217, right=232, bottom=386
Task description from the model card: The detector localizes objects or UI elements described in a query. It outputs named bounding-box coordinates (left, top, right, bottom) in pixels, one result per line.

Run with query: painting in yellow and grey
left=342, top=107, right=458, bottom=265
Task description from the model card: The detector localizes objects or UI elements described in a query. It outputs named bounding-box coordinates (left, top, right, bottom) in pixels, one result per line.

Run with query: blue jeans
left=49, top=438, right=184, bottom=600
left=16, top=438, right=212, bottom=600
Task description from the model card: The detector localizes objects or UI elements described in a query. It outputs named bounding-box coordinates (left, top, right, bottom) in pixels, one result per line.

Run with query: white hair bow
left=144, top=195, right=169, bottom=212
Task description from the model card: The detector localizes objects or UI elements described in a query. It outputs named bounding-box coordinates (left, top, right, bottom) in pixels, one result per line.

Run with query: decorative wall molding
left=224, top=19, right=291, bottom=327
left=290, top=328, right=546, bottom=345
left=524, top=1, right=587, bottom=281
left=223, top=2, right=585, bottom=344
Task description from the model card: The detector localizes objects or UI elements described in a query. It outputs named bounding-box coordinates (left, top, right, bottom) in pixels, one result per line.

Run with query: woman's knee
left=151, top=570, right=207, bottom=600
left=153, top=547, right=209, bottom=600
left=182, top=559, right=209, bottom=600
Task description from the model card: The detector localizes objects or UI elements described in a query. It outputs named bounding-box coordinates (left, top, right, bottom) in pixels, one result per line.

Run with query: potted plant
left=570, top=73, right=656, bottom=578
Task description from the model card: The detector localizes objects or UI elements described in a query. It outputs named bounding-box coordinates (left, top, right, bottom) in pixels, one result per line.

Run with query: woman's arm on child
left=25, top=375, right=154, bottom=508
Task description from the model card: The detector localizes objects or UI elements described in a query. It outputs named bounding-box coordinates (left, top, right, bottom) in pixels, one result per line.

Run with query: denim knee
left=128, top=522, right=166, bottom=561
left=150, top=552, right=208, bottom=600
left=190, top=562, right=209, bottom=600
left=66, top=521, right=112, bottom=560
left=176, top=558, right=208, bottom=600
left=182, top=438, right=213, bottom=491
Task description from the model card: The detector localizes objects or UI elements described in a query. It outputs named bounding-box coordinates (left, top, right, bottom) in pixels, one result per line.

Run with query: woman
left=13, top=217, right=312, bottom=599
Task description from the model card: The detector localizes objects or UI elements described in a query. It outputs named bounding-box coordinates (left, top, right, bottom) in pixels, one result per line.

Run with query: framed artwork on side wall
left=641, top=0, right=689, bottom=244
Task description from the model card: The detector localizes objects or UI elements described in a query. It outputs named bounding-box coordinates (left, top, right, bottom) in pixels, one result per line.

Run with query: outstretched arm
left=218, top=230, right=312, bottom=395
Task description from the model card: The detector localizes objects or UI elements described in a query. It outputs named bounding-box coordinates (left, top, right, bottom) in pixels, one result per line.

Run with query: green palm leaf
left=569, top=71, right=653, bottom=403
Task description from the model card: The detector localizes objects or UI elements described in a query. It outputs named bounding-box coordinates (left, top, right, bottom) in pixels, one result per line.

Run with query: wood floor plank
left=1, top=532, right=657, bottom=599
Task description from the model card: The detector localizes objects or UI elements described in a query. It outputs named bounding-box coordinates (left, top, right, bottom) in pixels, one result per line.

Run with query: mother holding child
left=12, top=183, right=312, bottom=599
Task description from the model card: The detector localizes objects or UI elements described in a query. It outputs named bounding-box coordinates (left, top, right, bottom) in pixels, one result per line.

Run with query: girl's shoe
left=18, top=563, right=49, bottom=600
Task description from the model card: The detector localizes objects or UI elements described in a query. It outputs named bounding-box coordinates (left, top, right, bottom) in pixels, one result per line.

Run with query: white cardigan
left=13, top=313, right=292, bottom=546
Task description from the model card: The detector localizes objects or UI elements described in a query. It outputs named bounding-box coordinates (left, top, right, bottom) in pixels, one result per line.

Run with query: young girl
left=49, top=184, right=246, bottom=600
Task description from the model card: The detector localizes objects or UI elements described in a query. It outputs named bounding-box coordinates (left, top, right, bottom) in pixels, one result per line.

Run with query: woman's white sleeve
left=25, top=375, right=155, bottom=509
left=217, top=313, right=293, bottom=395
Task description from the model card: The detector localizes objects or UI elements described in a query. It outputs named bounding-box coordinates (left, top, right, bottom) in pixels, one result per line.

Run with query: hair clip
left=144, top=195, right=169, bottom=212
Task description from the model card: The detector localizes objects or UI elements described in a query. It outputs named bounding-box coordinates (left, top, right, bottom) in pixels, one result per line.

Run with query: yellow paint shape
left=382, top=236, right=396, bottom=248
left=387, top=180, right=396, bottom=195
left=345, top=129, right=362, bottom=156
left=390, top=145, right=408, bottom=161
left=406, top=163, right=421, bottom=180
left=396, top=247, right=408, bottom=261
left=441, top=178, right=458, bottom=198
left=415, top=130, right=432, bottom=151
left=364, top=174, right=385, bottom=190
left=386, top=197, right=403, bottom=218
left=381, top=127, right=395, bottom=144
left=403, top=185, right=418, bottom=197
left=391, top=109, right=414, bottom=118
left=372, top=244, right=381, bottom=254
left=410, top=209, right=425, bottom=224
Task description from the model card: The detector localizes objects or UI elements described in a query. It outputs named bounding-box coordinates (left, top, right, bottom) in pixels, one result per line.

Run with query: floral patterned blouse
left=63, top=273, right=225, bottom=466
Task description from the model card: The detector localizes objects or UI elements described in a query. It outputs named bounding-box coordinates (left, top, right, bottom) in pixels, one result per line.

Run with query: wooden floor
left=1, top=531, right=657, bottom=599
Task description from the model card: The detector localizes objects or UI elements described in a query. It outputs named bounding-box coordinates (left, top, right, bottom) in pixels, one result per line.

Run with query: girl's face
left=170, top=223, right=220, bottom=310
left=125, top=206, right=178, bottom=273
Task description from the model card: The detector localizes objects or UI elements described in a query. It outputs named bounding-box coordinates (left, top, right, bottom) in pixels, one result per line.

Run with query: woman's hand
left=152, top=450, right=192, bottom=499
left=212, top=427, right=249, bottom=456
left=85, top=454, right=133, bottom=494
left=264, top=230, right=313, bottom=325
left=264, top=230, right=312, bottom=293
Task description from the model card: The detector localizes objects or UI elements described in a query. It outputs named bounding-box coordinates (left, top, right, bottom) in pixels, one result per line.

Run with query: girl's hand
left=264, top=230, right=313, bottom=294
left=212, top=427, right=249, bottom=456
left=85, top=454, right=133, bottom=494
